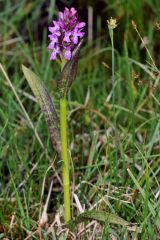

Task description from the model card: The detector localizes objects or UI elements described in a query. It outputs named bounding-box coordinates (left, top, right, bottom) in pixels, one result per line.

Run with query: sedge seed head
left=107, top=17, right=118, bottom=30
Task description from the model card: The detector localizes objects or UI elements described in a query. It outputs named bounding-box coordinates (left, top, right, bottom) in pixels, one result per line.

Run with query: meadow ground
left=0, top=0, right=160, bottom=239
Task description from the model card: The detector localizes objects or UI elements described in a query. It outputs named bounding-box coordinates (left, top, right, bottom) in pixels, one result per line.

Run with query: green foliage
left=22, top=65, right=61, bottom=154
left=69, top=210, right=131, bottom=229
left=0, top=0, right=160, bottom=239
left=58, top=40, right=84, bottom=98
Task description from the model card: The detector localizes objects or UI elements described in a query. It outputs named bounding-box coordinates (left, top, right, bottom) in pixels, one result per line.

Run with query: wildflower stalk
left=59, top=58, right=71, bottom=223
left=110, top=31, right=115, bottom=105
left=48, top=7, right=86, bottom=223
left=107, top=17, right=117, bottom=108
left=60, top=97, right=71, bottom=222
left=107, top=18, right=118, bottom=183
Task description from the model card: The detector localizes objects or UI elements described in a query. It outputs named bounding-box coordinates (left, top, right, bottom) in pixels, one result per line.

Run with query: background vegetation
left=0, top=0, right=160, bottom=239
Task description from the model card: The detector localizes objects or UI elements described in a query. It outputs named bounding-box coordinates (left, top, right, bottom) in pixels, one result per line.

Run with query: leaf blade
left=22, top=65, right=61, bottom=154
left=69, top=210, right=141, bottom=232
left=58, top=39, right=83, bottom=97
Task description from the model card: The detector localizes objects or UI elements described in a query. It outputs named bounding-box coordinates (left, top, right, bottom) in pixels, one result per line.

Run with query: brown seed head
left=131, top=20, right=137, bottom=29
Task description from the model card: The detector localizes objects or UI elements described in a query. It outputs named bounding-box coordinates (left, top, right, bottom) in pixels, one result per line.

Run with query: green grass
left=0, top=0, right=160, bottom=239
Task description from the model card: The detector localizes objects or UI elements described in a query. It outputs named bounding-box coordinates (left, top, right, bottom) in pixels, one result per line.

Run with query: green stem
left=109, top=29, right=115, bottom=107
left=60, top=98, right=71, bottom=222
left=109, top=28, right=118, bottom=185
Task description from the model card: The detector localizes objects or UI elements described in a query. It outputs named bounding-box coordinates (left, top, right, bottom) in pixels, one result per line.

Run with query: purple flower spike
left=48, top=7, right=86, bottom=61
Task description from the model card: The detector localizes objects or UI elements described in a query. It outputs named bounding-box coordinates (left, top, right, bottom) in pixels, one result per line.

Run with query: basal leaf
left=58, top=39, right=83, bottom=98
left=69, top=210, right=140, bottom=232
left=22, top=65, right=61, bottom=154
left=74, top=210, right=129, bottom=226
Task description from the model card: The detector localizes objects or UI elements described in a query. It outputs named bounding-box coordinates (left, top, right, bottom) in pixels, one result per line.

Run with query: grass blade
left=127, top=168, right=156, bottom=217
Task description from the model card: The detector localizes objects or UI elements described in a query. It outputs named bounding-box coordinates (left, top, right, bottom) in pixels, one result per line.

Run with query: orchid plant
left=21, top=7, right=135, bottom=231
left=22, top=7, right=86, bottom=223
